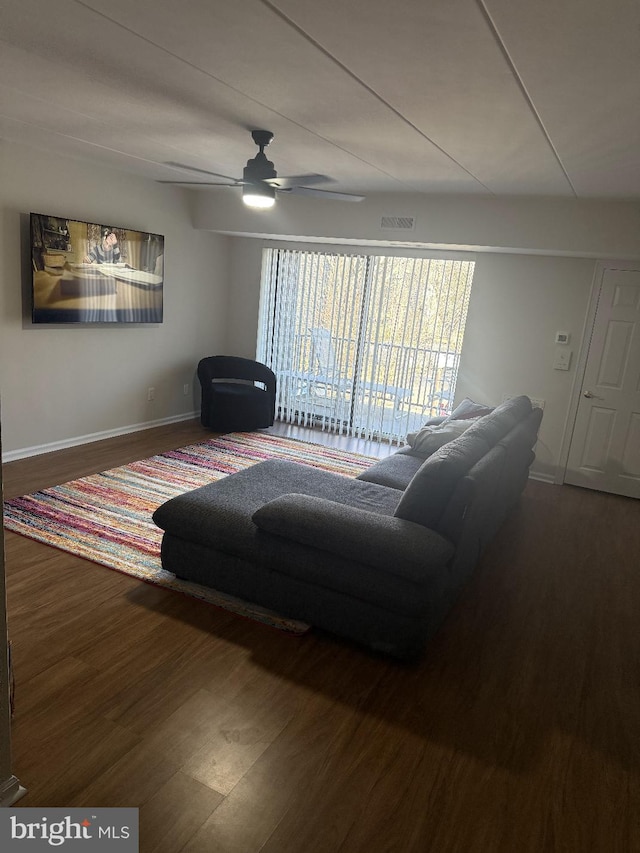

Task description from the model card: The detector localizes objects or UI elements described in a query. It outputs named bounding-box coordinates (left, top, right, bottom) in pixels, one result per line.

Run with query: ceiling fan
left=159, top=129, right=365, bottom=209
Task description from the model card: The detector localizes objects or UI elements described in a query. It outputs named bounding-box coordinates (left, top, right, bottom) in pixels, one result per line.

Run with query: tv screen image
left=30, top=213, right=164, bottom=324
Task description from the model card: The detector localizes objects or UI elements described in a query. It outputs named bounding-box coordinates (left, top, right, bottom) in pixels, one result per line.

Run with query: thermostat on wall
left=555, top=331, right=570, bottom=345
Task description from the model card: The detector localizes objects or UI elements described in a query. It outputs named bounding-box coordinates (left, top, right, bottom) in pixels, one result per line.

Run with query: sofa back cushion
left=356, top=452, right=425, bottom=490
left=405, top=418, right=478, bottom=456
left=393, top=396, right=536, bottom=529
left=394, top=432, right=491, bottom=528
left=439, top=405, right=542, bottom=545
left=466, top=395, right=532, bottom=442
left=438, top=444, right=507, bottom=545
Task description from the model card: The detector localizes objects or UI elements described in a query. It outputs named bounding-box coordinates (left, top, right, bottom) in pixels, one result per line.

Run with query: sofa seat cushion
left=153, top=458, right=401, bottom=553
left=152, top=459, right=452, bottom=615
left=253, top=494, right=454, bottom=583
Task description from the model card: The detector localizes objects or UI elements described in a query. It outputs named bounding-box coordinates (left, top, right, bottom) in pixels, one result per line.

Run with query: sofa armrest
left=252, top=494, right=454, bottom=583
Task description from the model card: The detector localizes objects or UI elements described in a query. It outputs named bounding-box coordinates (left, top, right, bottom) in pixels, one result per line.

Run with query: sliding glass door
left=258, top=248, right=475, bottom=443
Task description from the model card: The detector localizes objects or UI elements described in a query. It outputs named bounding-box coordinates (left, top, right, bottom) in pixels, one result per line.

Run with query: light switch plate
left=553, top=349, right=571, bottom=370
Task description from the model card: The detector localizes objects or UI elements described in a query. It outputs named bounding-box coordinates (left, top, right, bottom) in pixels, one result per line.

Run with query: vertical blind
left=257, top=248, right=475, bottom=443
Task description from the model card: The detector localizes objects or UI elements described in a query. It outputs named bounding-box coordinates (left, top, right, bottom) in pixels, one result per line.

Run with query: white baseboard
left=2, top=411, right=199, bottom=463
left=529, top=470, right=557, bottom=485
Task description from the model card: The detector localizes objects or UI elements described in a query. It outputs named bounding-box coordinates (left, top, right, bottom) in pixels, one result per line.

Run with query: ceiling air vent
left=380, top=215, right=416, bottom=231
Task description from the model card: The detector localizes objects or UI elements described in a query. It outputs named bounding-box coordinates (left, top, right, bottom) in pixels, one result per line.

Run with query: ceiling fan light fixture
left=242, top=182, right=276, bottom=209
left=161, top=130, right=364, bottom=203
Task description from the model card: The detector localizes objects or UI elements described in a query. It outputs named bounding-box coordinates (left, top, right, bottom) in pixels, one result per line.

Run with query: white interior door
left=565, top=266, right=640, bottom=498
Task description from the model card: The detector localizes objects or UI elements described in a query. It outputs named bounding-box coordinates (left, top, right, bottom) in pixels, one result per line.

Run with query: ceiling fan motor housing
left=161, top=128, right=362, bottom=202
left=244, top=151, right=277, bottom=183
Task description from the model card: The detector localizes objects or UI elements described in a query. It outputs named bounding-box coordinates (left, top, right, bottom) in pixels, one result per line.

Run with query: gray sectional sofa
left=153, top=395, right=542, bottom=658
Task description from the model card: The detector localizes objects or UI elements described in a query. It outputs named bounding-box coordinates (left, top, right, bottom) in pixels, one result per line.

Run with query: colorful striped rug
left=3, top=432, right=376, bottom=633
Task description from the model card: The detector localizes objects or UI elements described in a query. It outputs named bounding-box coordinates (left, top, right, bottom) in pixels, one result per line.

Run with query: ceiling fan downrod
left=245, top=130, right=277, bottom=182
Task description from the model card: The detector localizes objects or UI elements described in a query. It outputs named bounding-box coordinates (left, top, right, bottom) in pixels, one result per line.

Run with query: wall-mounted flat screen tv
left=30, top=213, right=164, bottom=324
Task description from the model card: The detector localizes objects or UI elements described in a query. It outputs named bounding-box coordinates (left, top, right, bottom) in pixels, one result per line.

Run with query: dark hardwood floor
left=2, top=419, right=639, bottom=852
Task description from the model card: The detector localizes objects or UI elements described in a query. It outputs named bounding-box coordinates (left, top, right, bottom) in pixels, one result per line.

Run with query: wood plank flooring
left=2, top=419, right=639, bottom=852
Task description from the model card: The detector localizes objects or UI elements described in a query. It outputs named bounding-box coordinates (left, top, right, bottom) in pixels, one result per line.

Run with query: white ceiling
left=1, top=0, right=639, bottom=200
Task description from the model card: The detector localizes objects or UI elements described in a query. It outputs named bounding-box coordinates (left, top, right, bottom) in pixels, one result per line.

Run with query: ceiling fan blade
left=163, top=161, right=242, bottom=183
left=157, top=180, right=240, bottom=187
left=284, top=186, right=365, bottom=202
left=265, top=173, right=332, bottom=189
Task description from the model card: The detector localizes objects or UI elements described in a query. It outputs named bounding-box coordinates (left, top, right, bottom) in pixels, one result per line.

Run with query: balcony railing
left=276, top=330, right=461, bottom=441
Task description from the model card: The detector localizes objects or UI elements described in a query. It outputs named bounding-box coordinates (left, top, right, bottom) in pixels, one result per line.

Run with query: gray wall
left=225, top=237, right=597, bottom=481
left=3, top=137, right=638, bottom=482
left=0, top=141, right=230, bottom=457
left=459, top=253, right=596, bottom=480
left=193, top=189, right=640, bottom=259
left=196, top=188, right=640, bottom=481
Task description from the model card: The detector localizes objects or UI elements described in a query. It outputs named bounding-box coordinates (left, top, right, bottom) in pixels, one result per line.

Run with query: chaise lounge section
left=153, top=395, right=542, bottom=658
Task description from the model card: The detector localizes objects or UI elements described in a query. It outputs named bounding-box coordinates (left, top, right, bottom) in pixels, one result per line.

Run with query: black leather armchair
left=197, top=356, right=276, bottom=432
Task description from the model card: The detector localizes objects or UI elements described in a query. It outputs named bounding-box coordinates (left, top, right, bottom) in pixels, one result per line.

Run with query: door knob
left=583, top=390, right=602, bottom=399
